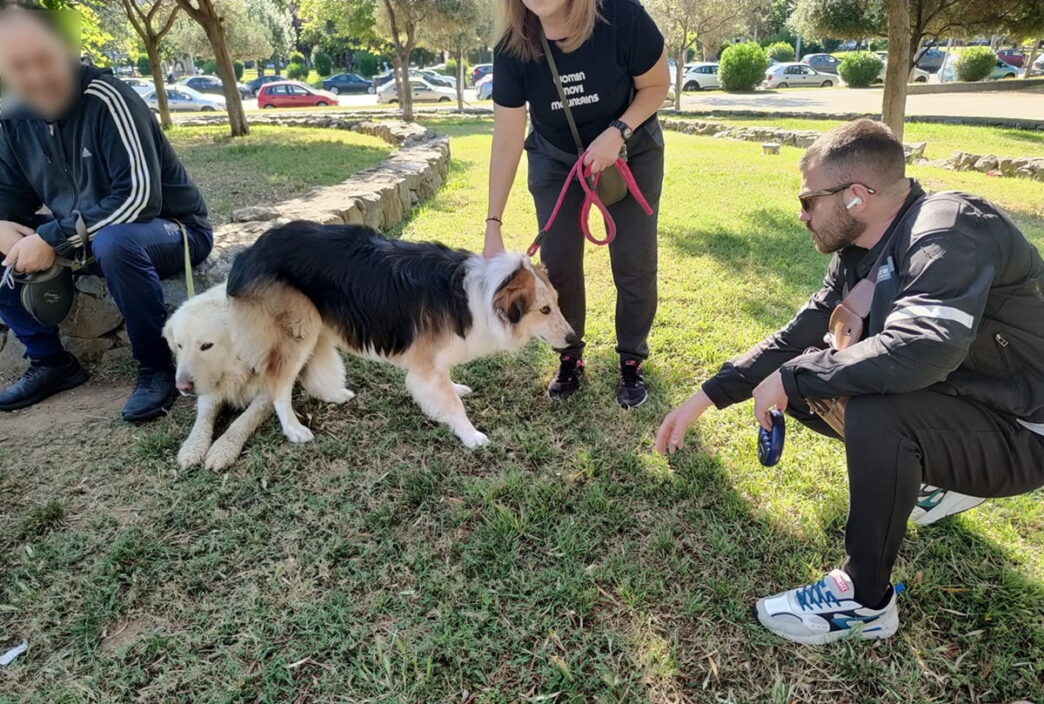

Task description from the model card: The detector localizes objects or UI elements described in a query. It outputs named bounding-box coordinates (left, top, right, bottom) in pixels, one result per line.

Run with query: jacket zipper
left=47, top=122, right=79, bottom=200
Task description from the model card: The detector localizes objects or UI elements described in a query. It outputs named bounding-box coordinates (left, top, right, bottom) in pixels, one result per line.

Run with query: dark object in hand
left=758, top=409, right=785, bottom=467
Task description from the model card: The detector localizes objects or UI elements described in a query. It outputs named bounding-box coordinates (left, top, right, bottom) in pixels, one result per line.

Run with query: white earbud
left=846, top=197, right=863, bottom=209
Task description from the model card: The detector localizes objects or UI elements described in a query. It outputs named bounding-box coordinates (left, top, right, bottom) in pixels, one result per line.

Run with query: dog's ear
left=493, top=265, right=536, bottom=324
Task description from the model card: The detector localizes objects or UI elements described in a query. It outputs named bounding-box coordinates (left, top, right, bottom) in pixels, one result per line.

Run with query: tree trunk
left=455, top=45, right=465, bottom=112
left=882, top=0, right=911, bottom=140
left=202, top=20, right=249, bottom=136
left=1024, top=41, right=1040, bottom=78
left=145, top=42, right=173, bottom=130
left=397, top=45, right=415, bottom=122
left=675, top=44, right=685, bottom=111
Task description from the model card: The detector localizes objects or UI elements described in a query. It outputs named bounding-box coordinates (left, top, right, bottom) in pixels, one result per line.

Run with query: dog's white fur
left=164, top=252, right=572, bottom=468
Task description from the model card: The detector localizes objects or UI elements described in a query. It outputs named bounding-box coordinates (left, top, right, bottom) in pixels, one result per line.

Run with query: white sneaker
left=755, top=569, right=901, bottom=645
left=910, top=484, right=986, bottom=526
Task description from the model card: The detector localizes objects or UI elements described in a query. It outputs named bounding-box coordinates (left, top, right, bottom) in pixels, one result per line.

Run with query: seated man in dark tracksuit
left=656, top=119, right=1044, bottom=644
left=0, top=7, right=211, bottom=421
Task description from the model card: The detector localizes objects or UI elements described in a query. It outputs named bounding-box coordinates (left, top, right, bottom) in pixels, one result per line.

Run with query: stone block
left=60, top=292, right=123, bottom=339
left=0, top=331, right=28, bottom=380
left=62, top=334, right=114, bottom=361
left=231, top=205, right=282, bottom=223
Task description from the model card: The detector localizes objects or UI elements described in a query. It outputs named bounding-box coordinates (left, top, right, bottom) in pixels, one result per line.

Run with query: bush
left=443, top=58, right=467, bottom=78
left=233, top=60, right=244, bottom=80
left=955, top=46, right=996, bottom=82
left=289, top=51, right=306, bottom=66
left=136, top=54, right=152, bottom=77
left=719, top=42, right=769, bottom=91
left=202, top=59, right=217, bottom=75
left=355, top=51, right=379, bottom=77
left=869, top=38, right=888, bottom=51
left=766, top=41, right=795, bottom=63
left=312, top=48, right=332, bottom=77
left=838, top=51, right=883, bottom=87
left=286, top=62, right=309, bottom=80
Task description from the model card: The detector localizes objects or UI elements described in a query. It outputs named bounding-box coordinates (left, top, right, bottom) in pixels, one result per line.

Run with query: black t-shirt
left=492, top=0, right=664, bottom=152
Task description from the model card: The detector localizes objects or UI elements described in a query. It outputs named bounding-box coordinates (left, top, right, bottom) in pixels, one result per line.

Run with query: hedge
left=766, top=41, right=795, bottom=63
left=839, top=52, right=883, bottom=88
left=719, top=42, right=769, bottom=91
left=955, top=47, right=996, bottom=82
left=286, top=62, right=309, bottom=80
left=312, top=48, right=332, bottom=77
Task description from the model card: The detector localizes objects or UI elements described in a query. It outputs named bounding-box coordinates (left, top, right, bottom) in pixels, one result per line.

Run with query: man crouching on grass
left=0, top=6, right=211, bottom=421
left=655, top=119, right=1044, bottom=645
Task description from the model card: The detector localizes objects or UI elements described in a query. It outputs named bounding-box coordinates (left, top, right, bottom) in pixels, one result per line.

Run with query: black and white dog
left=220, top=221, right=575, bottom=448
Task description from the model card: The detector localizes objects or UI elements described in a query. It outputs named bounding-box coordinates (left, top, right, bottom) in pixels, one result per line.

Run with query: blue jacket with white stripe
left=703, top=181, right=1044, bottom=425
left=0, top=65, right=209, bottom=259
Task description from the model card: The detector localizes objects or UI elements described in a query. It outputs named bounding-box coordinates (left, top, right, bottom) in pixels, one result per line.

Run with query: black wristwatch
left=611, top=119, right=633, bottom=140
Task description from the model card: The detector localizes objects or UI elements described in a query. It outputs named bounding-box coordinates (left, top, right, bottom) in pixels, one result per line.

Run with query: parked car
left=801, top=53, right=841, bottom=75
left=681, top=62, right=720, bottom=91
left=143, top=86, right=225, bottom=113
left=764, top=62, right=836, bottom=88
left=179, top=74, right=251, bottom=99
left=322, top=72, right=373, bottom=94
left=941, top=57, right=1021, bottom=82
left=471, top=63, right=493, bottom=86
left=996, top=49, right=1025, bottom=67
left=376, top=78, right=455, bottom=104
left=119, top=77, right=154, bottom=96
left=257, top=81, right=338, bottom=108
left=476, top=74, right=493, bottom=100
left=418, top=68, right=456, bottom=89
left=915, top=47, right=947, bottom=73
left=872, top=54, right=930, bottom=83
left=246, top=74, right=285, bottom=96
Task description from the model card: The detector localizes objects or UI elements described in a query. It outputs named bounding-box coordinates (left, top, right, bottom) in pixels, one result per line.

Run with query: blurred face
left=798, top=164, right=865, bottom=254
left=521, top=0, right=570, bottom=19
left=0, top=13, right=78, bottom=119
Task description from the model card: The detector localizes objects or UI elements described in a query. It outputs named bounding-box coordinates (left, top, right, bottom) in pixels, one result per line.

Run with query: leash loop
left=527, top=154, right=653, bottom=258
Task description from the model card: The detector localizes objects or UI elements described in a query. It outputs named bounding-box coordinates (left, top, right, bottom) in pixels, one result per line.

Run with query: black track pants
left=790, top=391, right=1044, bottom=605
left=526, top=120, right=664, bottom=362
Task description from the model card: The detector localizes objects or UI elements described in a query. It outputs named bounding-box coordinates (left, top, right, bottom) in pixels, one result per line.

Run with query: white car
left=143, top=85, right=226, bottom=113
left=763, top=62, right=836, bottom=88
left=120, top=77, right=155, bottom=96
left=873, top=54, right=930, bottom=83
left=376, top=77, right=455, bottom=104
left=682, top=62, right=720, bottom=91
left=418, top=68, right=456, bottom=89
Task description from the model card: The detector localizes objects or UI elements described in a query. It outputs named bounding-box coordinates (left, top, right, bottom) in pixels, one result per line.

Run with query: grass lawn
left=1, top=119, right=1041, bottom=703
left=168, top=125, right=392, bottom=224
left=688, top=114, right=1044, bottom=162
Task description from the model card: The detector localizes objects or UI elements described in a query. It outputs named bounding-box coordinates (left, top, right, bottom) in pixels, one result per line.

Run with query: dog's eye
left=540, top=306, right=551, bottom=315
left=200, top=342, right=213, bottom=351
left=177, top=343, right=182, bottom=349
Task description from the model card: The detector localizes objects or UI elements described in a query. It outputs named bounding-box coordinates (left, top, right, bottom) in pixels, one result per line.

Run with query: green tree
left=425, top=0, right=489, bottom=110
left=118, top=0, right=181, bottom=129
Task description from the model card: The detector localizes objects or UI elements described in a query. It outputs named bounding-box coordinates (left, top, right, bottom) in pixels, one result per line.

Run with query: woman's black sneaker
left=617, top=359, right=648, bottom=409
left=0, top=355, right=89, bottom=411
left=547, top=354, right=584, bottom=399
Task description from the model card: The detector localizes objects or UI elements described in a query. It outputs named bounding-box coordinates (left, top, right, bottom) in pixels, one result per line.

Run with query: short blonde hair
left=495, top=0, right=601, bottom=61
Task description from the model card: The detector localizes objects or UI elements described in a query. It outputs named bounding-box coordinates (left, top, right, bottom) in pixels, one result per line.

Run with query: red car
left=257, top=81, right=338, bottom=109
left=997, top=49, right=1025, bottom=68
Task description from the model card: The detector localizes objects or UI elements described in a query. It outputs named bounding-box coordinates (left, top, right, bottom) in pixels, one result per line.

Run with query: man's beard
left=807, top=201, right=865, bottom=253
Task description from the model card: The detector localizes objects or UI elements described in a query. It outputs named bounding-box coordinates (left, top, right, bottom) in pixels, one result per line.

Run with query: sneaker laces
left=621, top=359, right=643, bottom=387
left=795, top=577, right=843, bottom=611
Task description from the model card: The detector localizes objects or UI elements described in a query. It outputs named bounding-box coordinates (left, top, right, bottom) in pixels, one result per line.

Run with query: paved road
left=678, top=86, right=1044, bottom=120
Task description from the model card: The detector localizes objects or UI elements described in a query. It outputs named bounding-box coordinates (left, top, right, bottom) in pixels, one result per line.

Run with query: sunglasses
left=798, top=182, right=875, bottom=212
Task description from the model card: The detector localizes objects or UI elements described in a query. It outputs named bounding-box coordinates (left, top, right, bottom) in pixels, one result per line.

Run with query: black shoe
left=122, top=365, right=178, bottom=423
left=0, top=355, right=89, bottom=411
left=617, top=359, right=649, bottom=409
left=547, top=354, right=584, bottom=399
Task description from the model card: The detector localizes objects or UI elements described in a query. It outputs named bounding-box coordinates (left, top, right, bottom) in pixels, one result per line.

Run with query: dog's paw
left=177, top=439, right=210, bottom=469
left=283, top=423, right=315, bottom=444
left=203, top=439, right=241, bottom=471
left=460, top=430, right=489, bottom=449
left=452, top=383, right=473, bottom=397
left=318, top=387, right=356, bottom=404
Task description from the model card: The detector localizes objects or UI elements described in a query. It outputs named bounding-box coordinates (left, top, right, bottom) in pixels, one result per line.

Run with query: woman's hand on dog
left=483, top=219, right=506, bottom=259
left=583, top=127, right=625, bottom=174
left=656, top=390, right=714, bottom=455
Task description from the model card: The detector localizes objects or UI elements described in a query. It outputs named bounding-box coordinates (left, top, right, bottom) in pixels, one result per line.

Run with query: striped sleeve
left=35, top=78, right=161, bottom=256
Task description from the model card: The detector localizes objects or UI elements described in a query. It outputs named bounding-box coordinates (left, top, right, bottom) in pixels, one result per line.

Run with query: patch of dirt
left=0, top=382, right=133, bottom=446
left=99, top=615, right=158, bottom=654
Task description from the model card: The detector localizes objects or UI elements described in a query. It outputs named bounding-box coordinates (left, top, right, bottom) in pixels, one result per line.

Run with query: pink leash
left=526, top=155, right=653, bottom=258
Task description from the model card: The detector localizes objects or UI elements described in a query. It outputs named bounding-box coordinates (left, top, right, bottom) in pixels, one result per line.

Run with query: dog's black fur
left=227, top=221, right=474, bottom=356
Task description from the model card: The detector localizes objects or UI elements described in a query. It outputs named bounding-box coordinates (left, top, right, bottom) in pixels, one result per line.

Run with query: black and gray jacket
left=703, top=181, right=1044, bottom=425
left=0, top=65, right=209, bottom=259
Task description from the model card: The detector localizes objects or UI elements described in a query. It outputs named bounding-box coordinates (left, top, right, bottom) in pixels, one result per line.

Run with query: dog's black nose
left=565, top=331, right=579, bottom=347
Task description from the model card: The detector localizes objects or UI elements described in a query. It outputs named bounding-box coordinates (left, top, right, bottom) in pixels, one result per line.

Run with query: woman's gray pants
left=525, top=120, right=664, bottom=362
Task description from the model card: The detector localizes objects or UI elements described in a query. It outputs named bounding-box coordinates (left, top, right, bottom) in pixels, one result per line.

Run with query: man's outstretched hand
left=655, top=389, right=714, bottom=455
left=0, top=220, right=33, bottom=257
left=752, top=370, right=788, bottom=431
left=3, top=233, right=56, bottom=273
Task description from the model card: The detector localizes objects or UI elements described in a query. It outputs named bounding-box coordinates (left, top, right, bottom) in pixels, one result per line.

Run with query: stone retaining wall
left=939, top=151, right=1044, bottom=180
left=0, top=117, right=450, bottom=379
